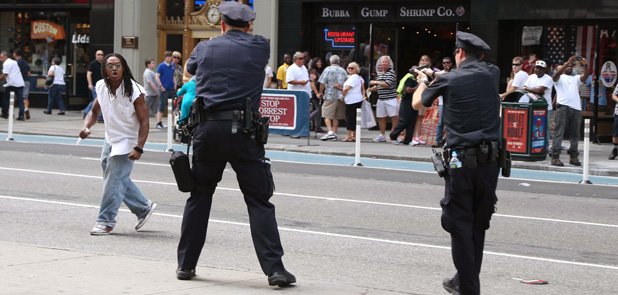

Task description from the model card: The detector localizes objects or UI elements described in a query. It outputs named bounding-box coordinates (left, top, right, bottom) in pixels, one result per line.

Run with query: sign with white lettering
left=323, top=26, right=356, bottom=49
left=317, top=4, right=468, bottom=22
left=71, top=33, right=90, bottom=44
left=358, top=6, right=392, bottom=19
left=30, top=20, right=66, bottom=40
left=320, top=6, right=354, bottom=19
left=260, top=93, right=297, bottom=129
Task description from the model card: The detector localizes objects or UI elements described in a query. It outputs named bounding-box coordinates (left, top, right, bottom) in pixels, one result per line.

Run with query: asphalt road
left=1, top=141, right=616, bottom=294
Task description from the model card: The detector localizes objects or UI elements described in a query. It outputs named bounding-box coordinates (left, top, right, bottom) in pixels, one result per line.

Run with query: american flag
left=544, top=26, right=566, bottom=67
left=543, top=25, right=599, bottom=73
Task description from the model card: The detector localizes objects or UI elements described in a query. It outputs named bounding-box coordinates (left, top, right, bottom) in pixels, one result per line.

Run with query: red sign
left=259, top=94, right=297, bottom=129
left=503, top=108, right=528, bottom=153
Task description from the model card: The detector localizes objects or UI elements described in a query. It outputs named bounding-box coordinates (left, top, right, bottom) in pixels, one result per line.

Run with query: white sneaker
left=320, top=132, right=337, bottom=141
left=90, top=224, right=113, bottom=235
left=413, top=137, right=426, bottom=145
left=372, top=134, right=387, bottom=142
left=410, top=139, right=421, bottom=146
left=135, top=202, right=157, bottom=230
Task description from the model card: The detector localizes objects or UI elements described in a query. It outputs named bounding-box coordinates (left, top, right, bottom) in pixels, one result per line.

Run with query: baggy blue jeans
left=96, top=142, right=150, bottom=227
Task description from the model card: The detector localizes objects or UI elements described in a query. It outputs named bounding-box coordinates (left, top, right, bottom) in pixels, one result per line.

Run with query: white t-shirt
left=263, top=65, right=273, bottom=88
left=512, top=70, right=529, bottom=89
left=285, top=63, right=311, bottom=95
left=2, top=58, right=25, bottom=87
left=343, top=74, right=364, bottom=104
left=96, top=79, right=146, bottom=156
left=523, top=73, right=554, bottom=110
left=143, top=68, right=158, bottom=96
left=554, top=74, right=582, bottom=110
left=49, top=65, right=66, bottom=85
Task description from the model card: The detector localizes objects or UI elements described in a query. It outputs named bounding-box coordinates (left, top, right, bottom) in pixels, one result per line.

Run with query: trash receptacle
left=501, top=91, right=548, bottom=161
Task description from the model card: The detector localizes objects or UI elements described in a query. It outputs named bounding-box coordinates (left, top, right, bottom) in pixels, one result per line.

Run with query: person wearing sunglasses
left=499, top=56, right=528, bottom=100
left=172, top=51, right=183, bottom=90
left=79, top=53, right=157, bottom=236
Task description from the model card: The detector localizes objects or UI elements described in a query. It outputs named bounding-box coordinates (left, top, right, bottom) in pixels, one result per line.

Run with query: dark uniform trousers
left=177, top=120, right=285, bottom=275
left=389, top=96, right=418, bottom=144
left=441, top=161, right=499, bottom=295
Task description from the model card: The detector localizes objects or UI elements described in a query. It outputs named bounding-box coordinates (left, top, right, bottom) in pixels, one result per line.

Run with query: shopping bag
left=360, top=100, right=377, bottom=129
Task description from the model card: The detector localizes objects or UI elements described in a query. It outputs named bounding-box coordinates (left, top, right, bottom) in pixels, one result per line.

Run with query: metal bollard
left=166, top=98, right=174, bottom=152
left=5, top=92, right=14, bottom=141
left=580, top=119, right=592, bottom=184
left=353, top=108, right=363, bottom=166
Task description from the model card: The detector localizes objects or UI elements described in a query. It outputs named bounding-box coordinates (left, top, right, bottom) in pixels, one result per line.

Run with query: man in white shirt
left=500, top=56, right=528, bottom=100
left=550, top=55, right=588, bottom=167
left=0, top=51, right=25, bottom=120
left=285, top=52, right=311, bottom=139
left=285, top=52, right=311, bottom=95
left=523, top=60, right=554, bottom=153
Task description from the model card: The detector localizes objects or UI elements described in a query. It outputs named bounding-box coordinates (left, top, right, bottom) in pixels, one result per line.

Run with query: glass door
left=69, top=21, right=90, bottom=101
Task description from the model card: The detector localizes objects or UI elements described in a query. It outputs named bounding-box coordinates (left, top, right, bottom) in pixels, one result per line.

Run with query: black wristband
left=133, top=146, right=144, bottom=154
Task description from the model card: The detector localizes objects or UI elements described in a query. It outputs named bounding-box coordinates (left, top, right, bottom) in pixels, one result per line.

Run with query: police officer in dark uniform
left=413, top=31, right=501, bottom=295
left=176, top=1, right=295, bottom=287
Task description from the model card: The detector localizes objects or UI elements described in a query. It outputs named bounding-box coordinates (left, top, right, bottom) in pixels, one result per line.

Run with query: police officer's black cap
left=455, top=31, right=491, bottom=52
left=219, top=1, right=255, bottom=27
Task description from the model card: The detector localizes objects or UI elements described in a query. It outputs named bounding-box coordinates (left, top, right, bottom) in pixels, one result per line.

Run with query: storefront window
left=16, top=11, right=68, bottom=76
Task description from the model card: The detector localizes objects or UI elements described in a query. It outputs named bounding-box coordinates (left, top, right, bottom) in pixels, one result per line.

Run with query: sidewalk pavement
left=0, top=241, right=399, bottom=294
left=1, top=108, right=615, bottom=177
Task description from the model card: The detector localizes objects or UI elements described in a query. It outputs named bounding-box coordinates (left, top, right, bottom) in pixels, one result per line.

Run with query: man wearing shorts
left=369, top=55, right=399, bottom=142
left=318, top=55, right=347, bottom=140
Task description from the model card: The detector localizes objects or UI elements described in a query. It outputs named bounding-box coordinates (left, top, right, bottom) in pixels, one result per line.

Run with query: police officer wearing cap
left=413, top=31, right=501, bottom=295
left=176, top=1, right=296, bottom=287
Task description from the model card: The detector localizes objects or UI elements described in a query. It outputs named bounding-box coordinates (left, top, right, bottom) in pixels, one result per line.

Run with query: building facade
left=278, top=0, right=618, bottom=141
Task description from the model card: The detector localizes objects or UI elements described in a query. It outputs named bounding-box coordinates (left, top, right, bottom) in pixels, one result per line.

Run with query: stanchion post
left=166, top=98, right=173, bottom=152
left=352, top=108, right=363, bottom=166
left=5, top=92, right=15, bottom=141
left=580, top=118, right=592, bottom=184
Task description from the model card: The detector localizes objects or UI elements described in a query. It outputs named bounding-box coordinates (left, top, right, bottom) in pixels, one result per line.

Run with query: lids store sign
left=318, top=4, right=467, bottom=22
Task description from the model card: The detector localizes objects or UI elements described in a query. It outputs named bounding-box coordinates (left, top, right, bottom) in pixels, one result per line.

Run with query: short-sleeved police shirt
left=187, top=30, right=269, bottom=111
left=421, top=58, right=501, bottom=148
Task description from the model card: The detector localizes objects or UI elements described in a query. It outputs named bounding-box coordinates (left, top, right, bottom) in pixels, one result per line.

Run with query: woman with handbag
left=44, top=57, right=66, bottom=115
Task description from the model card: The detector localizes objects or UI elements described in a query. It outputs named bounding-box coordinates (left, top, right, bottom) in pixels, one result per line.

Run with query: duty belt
left=445, top=141, right=499, bottom=168
left=202, top=110, right=244, bottom=121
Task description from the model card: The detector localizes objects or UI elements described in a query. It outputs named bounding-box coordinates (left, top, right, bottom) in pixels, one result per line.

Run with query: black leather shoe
left=443, top=277, right=460, bottom=294
left=268, top=270, right=296, bottom=287
left=176, top=268, right=196, bottom=280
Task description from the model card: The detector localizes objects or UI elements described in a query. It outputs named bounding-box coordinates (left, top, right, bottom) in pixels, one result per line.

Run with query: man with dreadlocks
left=79, top=53, right=158, bottom=236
